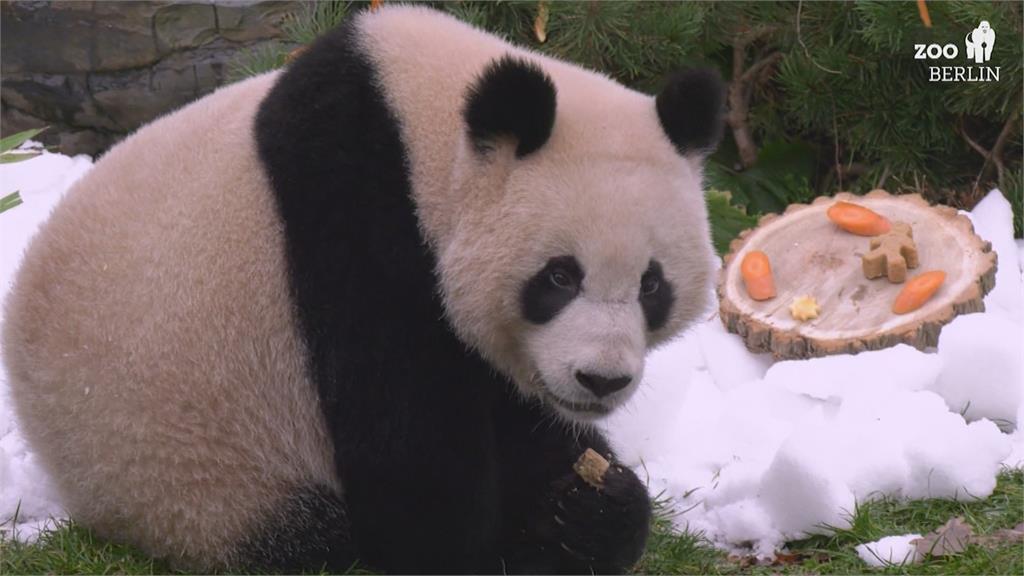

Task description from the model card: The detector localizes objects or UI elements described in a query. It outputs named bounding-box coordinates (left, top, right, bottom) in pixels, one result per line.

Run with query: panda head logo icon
left=965, top=21, right=995, bottom=64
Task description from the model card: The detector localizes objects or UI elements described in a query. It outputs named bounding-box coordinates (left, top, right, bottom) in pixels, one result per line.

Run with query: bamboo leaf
left=0, top=127, right=47, bottom=155
left=0, top=191, right=23, bottom=214
left=0, top=151, right=42, bottom=164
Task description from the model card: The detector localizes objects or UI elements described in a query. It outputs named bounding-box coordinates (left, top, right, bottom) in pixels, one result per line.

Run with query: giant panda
left=3, top=5, right=722, bottom=574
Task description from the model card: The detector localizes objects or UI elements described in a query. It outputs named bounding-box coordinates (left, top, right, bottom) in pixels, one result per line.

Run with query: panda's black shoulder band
left=463, top=55, right=557, bottom=158
left=655, top=67, right=725, bottom=156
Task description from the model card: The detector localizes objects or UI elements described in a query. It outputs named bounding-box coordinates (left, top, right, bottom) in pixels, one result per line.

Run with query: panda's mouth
left=542, top=390, right=612, bottom=416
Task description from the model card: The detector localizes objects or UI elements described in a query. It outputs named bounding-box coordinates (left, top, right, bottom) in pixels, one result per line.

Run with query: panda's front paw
left=535, top=462, right=651, bottom=574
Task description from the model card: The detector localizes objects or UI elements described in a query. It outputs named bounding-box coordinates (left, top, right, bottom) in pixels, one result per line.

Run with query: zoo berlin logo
left=915, top=20, right=999, bottom=82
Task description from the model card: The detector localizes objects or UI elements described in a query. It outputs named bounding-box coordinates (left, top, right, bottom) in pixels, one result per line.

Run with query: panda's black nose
left=575, top=371, right=632, bottom=398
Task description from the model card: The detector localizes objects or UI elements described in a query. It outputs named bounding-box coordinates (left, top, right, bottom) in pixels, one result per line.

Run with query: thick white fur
left=359, top=7, right=715, bottom=418
left=2, top=73, right=337, bottom=569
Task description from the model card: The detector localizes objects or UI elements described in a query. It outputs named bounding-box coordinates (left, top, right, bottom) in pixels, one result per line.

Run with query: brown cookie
left=862, top=221, right=919, bottom=283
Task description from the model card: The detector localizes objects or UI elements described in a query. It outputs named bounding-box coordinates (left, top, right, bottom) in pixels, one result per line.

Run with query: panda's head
left=439, top=56, right=723, bottom=423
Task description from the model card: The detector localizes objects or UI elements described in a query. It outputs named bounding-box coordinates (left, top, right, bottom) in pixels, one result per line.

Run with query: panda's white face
left=510, top=153, right=712, bottom=422
left=440, top=144, right=714, bottom=423
left=434, top=56, right=720, bottom=424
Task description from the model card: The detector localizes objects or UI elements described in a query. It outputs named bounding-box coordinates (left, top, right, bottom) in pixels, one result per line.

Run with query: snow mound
left=932, top=313, right=1022, bottom=430
left=604, top=189, right=1023, bottom=558
left=1, top=146, right=92, bottom=541
left=0, top=396, right=63, bottom=542
left=968, top=191, right=1023, bottom=322
left=855, top=534, right=923, bottom=567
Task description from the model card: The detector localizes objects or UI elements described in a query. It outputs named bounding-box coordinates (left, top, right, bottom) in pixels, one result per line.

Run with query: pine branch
left=875, top=164, right=892, bottom=190
left=735, top=24, right=778, bottom=49
left=961, top=103, right=1022, bottom=191
left=989, top=107, right=1021, bottom=183
left=959, top=123, right=989, bottom=158
left=741, top=52, right=783, bottom=85
left=728, top=41, right=781, bottom=169
left=795, top=0, right=840, bottom=75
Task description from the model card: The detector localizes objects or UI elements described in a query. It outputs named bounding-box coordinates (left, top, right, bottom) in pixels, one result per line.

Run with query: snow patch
left=931, top=313, right=1022, bottom=430
left=968, top=191, right=1023, bottom=322
left=855, top=534, right=923, bottom=567
left=1, top=148, right=91, bottom=541
left=695, top=320, right=774, bottom=392
left=1, top=149, right=93, bottom=295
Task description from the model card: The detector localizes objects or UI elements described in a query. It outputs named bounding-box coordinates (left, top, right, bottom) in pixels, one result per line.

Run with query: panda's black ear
left=464, top=55, right=557, bottom=158
left=656, top=67, right=725, bottom=156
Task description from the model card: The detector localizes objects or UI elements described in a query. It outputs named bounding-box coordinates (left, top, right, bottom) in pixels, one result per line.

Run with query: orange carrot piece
left=892, top=270, right=946, bottom=314
left=741, top=250, right=776, bottom=301
left=826, top=201, right=892, bottom=236
left=916, top=0, right=932, bottom=28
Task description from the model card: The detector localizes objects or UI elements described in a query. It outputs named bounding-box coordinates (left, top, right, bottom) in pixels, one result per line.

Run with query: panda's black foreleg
left=513, top=456, right=652, bottom=575
left=495, top=398, right=651, bottom=574
left=235, top=484, right=359, bottom=573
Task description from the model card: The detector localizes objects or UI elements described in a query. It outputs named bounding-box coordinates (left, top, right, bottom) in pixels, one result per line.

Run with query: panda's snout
left=575, top=371, right=632, bottom=398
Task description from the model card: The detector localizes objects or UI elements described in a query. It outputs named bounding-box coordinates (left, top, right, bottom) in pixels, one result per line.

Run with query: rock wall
left=1, top=1, right=294, bottom=156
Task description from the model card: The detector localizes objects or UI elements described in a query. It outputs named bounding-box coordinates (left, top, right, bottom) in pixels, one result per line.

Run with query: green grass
left=3, top=469, right=1022, bottom=574
left=636, top=468, right=1024, bottom=575
left=0, top=520, right=175, bottom=575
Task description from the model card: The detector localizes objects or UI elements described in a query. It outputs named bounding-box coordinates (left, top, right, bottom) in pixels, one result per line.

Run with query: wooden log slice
left=718, top=190, right=997, bottom=359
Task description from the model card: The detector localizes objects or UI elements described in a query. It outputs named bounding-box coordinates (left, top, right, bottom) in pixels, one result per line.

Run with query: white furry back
left=1, top=72, right=337, bottom=569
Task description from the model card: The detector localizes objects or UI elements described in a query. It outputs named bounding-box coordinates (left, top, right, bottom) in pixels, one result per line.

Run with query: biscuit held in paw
left=573, top=448, right=610, bottom=488
left=862, top=221, right=919, bottom=283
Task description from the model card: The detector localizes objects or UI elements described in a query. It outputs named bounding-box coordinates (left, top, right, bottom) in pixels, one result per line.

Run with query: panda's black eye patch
left=640, top=260, right=674, bottom=331
left=521, top=256, right=583, bottom=324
